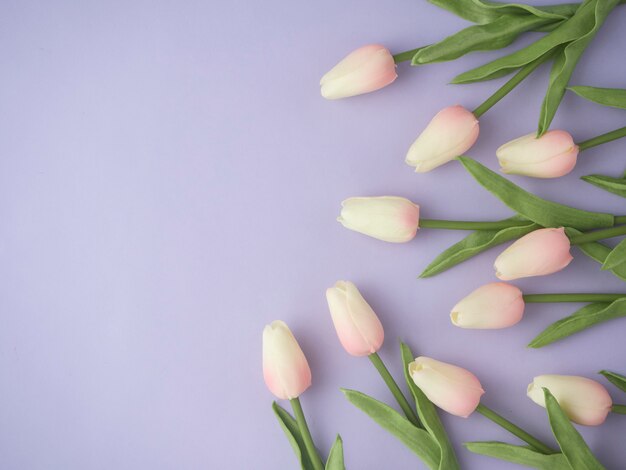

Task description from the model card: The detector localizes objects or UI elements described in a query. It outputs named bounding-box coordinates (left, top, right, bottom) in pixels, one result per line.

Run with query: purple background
left=1, top=1, right=625, bottom=468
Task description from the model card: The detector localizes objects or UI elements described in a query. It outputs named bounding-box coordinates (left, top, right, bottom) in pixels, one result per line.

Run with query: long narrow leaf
left=538, top=0, right=620, bottom=135
left=582, top=174, right=626, bottom=198
left=428, top=0, right=576, bottom=24
left=272, top=402, right=315, bottom=470
left=566, top=228, right=626, bottom=281
left=603, top=238, right=626, bottom=270
left=459, top=157, right=614, bottom=229
left=528, top=301, right=626, bottom=348
left=342, top=389, right=440, bottom=470
left=544, top=389, right=605, bottom=470
left=420, top=216, right=538, bottom=277
left=569, top=86, right=626, bottom=110
left=400, top=342, right=459, bottom=470
left=599, top=370, right=626, bottom=393
left=465, top=441, right=571, bottom=470
left=325, top=435, right=345, bottom=470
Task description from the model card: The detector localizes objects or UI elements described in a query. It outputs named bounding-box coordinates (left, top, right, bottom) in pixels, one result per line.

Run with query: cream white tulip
left=337, top=196, right=420, bottom=243
left=527, top=375, right=612, bottom=426
left=263, top=320, right=312, bottom=400
left=326, top=281, right=384, bottom=356
left=451, top=282, right=525, bottom=329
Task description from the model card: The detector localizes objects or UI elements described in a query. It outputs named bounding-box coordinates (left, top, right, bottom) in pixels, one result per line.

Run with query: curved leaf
left=342, top=389, right=440, bottom=470
left=543, top=389, right=605, bottom=470
left=272, top=402, right=315, bottom=470
left=459, top=157, right=614, bottom=230
left=465, top=442, right=571, bottom=470
left=325, top=435, right=345, bottom=470
left=569, top=86, right=626, bottom=110
left=582, top=174, right=626, bottom=198
left=428, top=0, right=577, bottom=24
left=603, top=238, right=626, bottom=269
left=420, top=217, right=538, bottom=278
left=566, top=228, right=626, bottom=281
left=400, top=342, right=459, bottom=470
left=528, top=301, right=626, bottom=348
left=538, top=0, right=620, bottom=135
left=599, top=370, right=626, bottom=393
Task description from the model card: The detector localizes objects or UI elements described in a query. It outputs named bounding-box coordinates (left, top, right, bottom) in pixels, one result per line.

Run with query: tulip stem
left=369, top=352, right=422, bottom=428
left=290, top=398, right=324, bottom=470
left=472, top=52, right=553, bottom=119
left=569, top=225, right=626, bottom=245
left=523, top=293, right=626, bottom=303
left=476, top=403, right=556, bottom=454
left=420, top=219, right=527, bottom=230
left=577, top=126, right=626, bottom=151
left=612, top=404, right=626, bottom=414
left=393, top=47, right=426, bottom=64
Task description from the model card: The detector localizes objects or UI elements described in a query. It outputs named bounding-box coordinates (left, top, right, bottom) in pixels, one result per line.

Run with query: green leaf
left=420, top=216, right=539, bottom=278
left=538, top=0, right=620, bottom=135
left=427, top=0, right=576, bottom=24
left=566, top=228, right=626, bottom=281
left=582, top=174, right=626, bottom=198
left=451, top=0, right=606, bottom=84
left=465, top=442, right=571, bottom=470
left=400, top=342, right=459, bottom=470
left=603, top=238, right=626, bottom=270
left=528, top=300, right=626, bottom=348
left=599, top=370, right=626, bottom=393
left=458, top=157, right=614, bottom=230
left=569, top=86, right=626, bottom=110
left=543, top=388, right=605, bottom=470
left=342, top=389, right=440, bottom=470
left=272, top=402, right=315, bottom=470
left=325, top=435, right=345, bottom=470
left=413, top=15, right=555, bottom=65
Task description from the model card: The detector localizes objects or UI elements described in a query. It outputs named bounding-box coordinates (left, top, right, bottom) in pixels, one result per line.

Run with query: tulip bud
left=497, top=130, right=579, bottom=178
left=320, top=45, right=397, bottom=100
left=405, top=105, right=479, bottom=172
left=326, top=281, right=384, bottom=356
left=527, top=375, right=612, bottom=426
left=337, top=196, right=420, bottom=243
left=451, top=282, right=525, bottom=329
left=408, top=357, right=485, bottom=418
left=263, top=320, right=312, bottom=400
left=494, top=227, right=573, bottom=280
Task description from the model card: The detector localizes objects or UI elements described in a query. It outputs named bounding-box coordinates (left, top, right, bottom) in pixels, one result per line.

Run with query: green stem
left=393, top=47, right=426, bottom=64
left=476, top=404, right=556, bottom=454
left=612, top=404, right=626, bottom=414
left=523, top=293, right=626, bottom=303
left=369, top=352, right=422, bottom=428
left=290, top=398, right=324, bottom=470
left=577, top=126, right=626, bottom=151
left=420, top=219, right=527, bottom=230
left=569, top=225, right=626, bottom=245
left=472, top=52, right=553, bottom=118
left=617, top=216, right=626, bottom=225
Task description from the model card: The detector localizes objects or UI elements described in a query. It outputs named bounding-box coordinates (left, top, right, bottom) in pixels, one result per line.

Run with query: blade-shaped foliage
left=603, top=238, right=626, bottom=269
left=569, top=86, right=626, bottom=109
left=566, top=228, right=626, bottom=281
left=325, top=435, right=345, bottom=470
left=465, top=442, right=571, bottom=470
left=582, top=173, right=626, bottom=198
left=428, top=0, right=577, bottom=24
left=272, top=402, right=315, bottom=470
left=599, top=370, right=626, bottom=393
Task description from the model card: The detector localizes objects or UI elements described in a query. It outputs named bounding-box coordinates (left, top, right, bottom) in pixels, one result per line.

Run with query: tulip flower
left=326, top=281, right=384, bottom=356
left=408, top=356, right=484, bottom=417
left=527, top=375, right=612, bottom=426
left=451, top=282, right=525, bottom=329
left=320, top=44, right=397, bottom=100
left=405, top=105, right=479, bottom=172
left=263, top=320, right=312, bottom=400
left=497, top=130, right=579, bottom=178
left=494, top=227, right=573, bottom=280
left=337, top=196, right=420, bottom=243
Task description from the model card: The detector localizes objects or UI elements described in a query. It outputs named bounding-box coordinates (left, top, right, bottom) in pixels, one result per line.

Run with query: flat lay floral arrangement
left=263, top=0, right=626, bottom=468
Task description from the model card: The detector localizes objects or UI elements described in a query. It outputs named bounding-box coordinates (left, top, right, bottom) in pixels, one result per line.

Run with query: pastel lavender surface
left=1, top=1, right=625, bottom=469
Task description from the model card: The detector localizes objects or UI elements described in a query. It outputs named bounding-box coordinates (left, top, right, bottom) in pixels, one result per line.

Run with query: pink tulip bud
left=408, top=357, right=485, bottom=418
left=497, top=130, right=579, bottom=178
left=494, top=228, right=573, bottom=280
left=527, top=375, right=612, bottom=426
left=337, top=196, right=420, bottom=243
left=405, top=105, right=479, bottom=172
left=451, top=282, right=525, bottom=329
left=326, top=281, right=384, bottom=356
left=320, top=45, right=397, bottom=100
left=262, top=320, right=312, bottom=400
